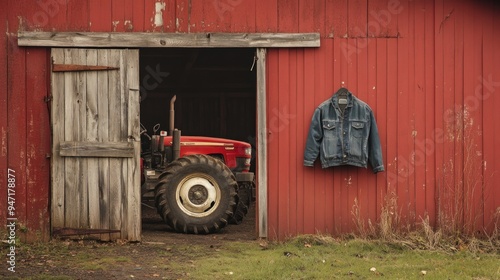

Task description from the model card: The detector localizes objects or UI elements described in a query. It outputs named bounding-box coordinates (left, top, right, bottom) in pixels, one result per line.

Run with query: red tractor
left=141, top=96, right=254, bottom=234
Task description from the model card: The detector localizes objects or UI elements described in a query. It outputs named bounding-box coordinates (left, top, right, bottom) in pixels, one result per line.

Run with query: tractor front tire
left=154, top=154, right=237, bottom=234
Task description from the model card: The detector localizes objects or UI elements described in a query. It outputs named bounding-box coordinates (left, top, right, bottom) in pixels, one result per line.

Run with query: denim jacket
left=304, top=90, right=384, bottom=173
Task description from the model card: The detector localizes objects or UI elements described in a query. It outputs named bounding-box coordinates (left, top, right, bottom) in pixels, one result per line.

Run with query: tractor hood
left=163, top=135, right=251, bottom=149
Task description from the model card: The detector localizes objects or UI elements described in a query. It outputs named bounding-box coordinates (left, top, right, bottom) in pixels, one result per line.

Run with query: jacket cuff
left=372, top=165, right=384, bottom=173
left=303, top=160, right=314, bottom=167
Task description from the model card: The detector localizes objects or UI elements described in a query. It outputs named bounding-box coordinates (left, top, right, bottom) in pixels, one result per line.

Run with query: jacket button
left=343, top=154, right=347, bottom=158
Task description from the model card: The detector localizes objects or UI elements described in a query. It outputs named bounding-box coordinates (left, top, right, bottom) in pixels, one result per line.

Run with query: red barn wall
left=1, top=0, right=499, bottom=241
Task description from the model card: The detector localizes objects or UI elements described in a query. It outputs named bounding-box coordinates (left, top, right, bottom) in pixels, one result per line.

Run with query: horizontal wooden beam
left=59, top=141, right=134, bottom=158
left=18, top=32, right=320, bottom=48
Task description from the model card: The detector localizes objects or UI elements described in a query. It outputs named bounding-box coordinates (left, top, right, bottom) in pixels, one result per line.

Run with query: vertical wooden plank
left=402, top=2, right=418, bottom=227
left=366, top=39, right=378, bottom=227
left=97, top=49, right=110, bottom=240
left=490, top=6, right=500, bottom=234
left=357, top=35, right=370, bottom=233
left=302, top=49, right=316, bottom=234
left=279, top=0, right=298, bottom=33
left=482, top=2, right=499, bottom=233
left=123, top=0, right=135, bottom=31
left=277, top=49, right=290, bottom=239
left=433, top=0, right=445, bottom=228
left=125, top=49, right=141, bottom=241
left=323, top=39, right=335, bottom=234
left=89, top=0, right=112, bottom=31
left=313, top=44, right=326, bottom=233
left=329, top=0, right=347, bottom=38
left=7, top=2, right=27, bottom=241
left=256, top=0, right=278, bottom=32
left=396, top=0, right=411, bottom=224
left=164, top=0, right=177, bottom=32
left=468, top=3, right=484, bottom=233
left=298, top=1, right=314, bottom=32
left=312, top=0, right=325, bottom=35
left=256, top=48, right=268, bottom=238
left=332, top=39, right=345, bottom=233
left=339, top=38, right=350, bottom=233
left=375, top=38, right=388, bottom=222
left=25, top=49, right=50, bottom=241
left=413, top=0, right=425, bottom=227
left=189, top=2, right=214, bottom=32
left=86, top=49, right=101, bottom=230
left=37, top=0, right=67, bottom=31
left=76, top=49, right=89, bottom=228
left=108, top=49, right=123, bottom=239
left=63, top=49, right=79, bottom=228
left=288, top=48, right=298, bottom=236
left=451, top=0, right=464, bottom=232
left=463, top=0, right=478, bottom=233
left=267, top=49, right=280, bottom=238
left=51, top=49, right=65, bottom=229
left=143, top=0, right=156, bottom=31
left=67, top=0, right=89, bottom=30
left=111, top=0, right=126, bottom=32
left=423, top=0, right=436, bottom=226
left=175, top=0, right=189, bottom=32
left=298, top=0, right=316, bottom=235
left=346, top=37, right=359, bottom=233
left=385, top=38, right=399, bottom=217
left=0, top=2, right=9, bottom=230
left=295, top=48, right=305, bottom=235
left=347, top=0, right=367, bottom=37
left=231, top=0, right=257, bottom=32
left=131, top=0, right=146, bottom=31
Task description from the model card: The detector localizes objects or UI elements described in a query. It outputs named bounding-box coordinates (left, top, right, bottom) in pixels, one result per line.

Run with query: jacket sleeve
left=303, top=108, right=323, bottom=167
left=368, top=110, right=385, bottom=173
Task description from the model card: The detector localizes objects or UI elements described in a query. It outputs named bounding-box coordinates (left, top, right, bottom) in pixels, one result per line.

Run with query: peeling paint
left=154, top=2, right=165, bottom=28
left=1, top=127, right=6, bottom=156
left=112, top=21, right=119, bottom=32
left=124, top=20, right=133, bottom=31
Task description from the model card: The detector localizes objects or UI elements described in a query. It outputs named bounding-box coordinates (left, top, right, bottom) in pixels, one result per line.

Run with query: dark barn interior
left=139, top=48, right=257, bottom=164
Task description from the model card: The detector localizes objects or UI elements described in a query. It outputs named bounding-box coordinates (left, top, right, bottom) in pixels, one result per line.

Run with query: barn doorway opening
left=139, top=48, right=257, bottom=237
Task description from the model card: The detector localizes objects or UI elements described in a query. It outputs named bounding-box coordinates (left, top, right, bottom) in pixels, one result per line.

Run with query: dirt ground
left=1, top=202, right=257, bottom=280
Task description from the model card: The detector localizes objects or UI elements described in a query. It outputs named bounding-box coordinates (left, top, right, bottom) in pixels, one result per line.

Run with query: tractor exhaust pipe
left=169, top=95, right=176, bottom=136
left=173, top=129, right=181, bottom=160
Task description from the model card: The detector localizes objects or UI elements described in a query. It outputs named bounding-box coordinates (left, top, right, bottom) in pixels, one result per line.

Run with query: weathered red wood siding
left=1, top=0, right=499, bottom=241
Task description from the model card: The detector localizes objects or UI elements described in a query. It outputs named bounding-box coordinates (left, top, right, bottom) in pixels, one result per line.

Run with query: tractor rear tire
left=154, top=154, right=237, bottom=234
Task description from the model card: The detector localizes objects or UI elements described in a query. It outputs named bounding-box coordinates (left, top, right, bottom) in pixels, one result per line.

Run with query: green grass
left=176, top=238, right=500, bottom=280
left=6, top=234, right=499, bottom=279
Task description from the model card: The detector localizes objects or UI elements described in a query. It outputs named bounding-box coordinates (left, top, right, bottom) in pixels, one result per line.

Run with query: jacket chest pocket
left=350, top=121, right=365, bottom=138
left=322, top=120, right=337, bottom=138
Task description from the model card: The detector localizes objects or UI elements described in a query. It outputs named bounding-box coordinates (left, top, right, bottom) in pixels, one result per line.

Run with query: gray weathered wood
left=59, top=141, right=134, bottom=157
left=50, top=49, right=65, bottom=229
left=19, top=32, right=320, bottom=48
left=63, top=49, right=80, bottom=228
left=126, top=49, right=141, bottom=241
left=256, top=48, right=268, bottom=239
left=52, top=63, right=119, bottom=72
left=97, top=49, right=111, bottom=241
left=75, top=49, right=89, bottom=228
left=51, top=48, right=141, bottom=241
left=108, top=49, right=123, bottom=240
left=85, top=49, right=101, bottom=231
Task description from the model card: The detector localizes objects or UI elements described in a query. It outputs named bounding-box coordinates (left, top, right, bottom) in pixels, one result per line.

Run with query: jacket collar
left=331, top=88, right=354, bottom=109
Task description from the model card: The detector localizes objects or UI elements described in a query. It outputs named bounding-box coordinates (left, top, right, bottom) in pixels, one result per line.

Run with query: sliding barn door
left=51, top=49, right=141, bottom=241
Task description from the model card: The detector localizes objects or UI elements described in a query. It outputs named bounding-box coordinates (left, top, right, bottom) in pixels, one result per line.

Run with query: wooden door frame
left=19, top=32, right=320, bottom=239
